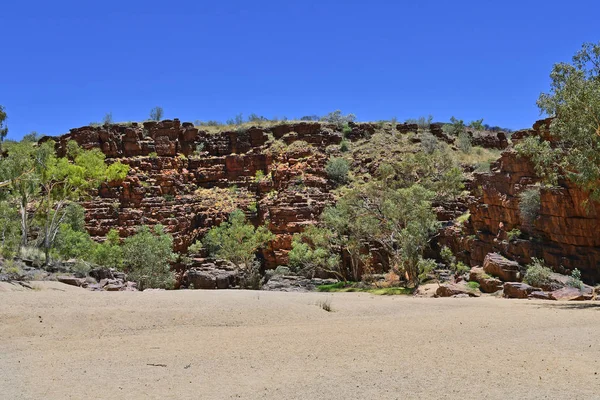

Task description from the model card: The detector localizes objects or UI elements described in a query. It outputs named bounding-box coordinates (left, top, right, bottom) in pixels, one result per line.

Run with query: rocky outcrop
left=442, top=119, right=600, bottom=284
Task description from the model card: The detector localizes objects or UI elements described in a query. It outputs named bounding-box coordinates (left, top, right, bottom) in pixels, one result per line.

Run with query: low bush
left=519, top=187, right=541, bottom=226
left=122, top=225, right=176, bottom=290
left=567, top=268, right=583, bottom=289
left=325, top=157, right=350, bottom=185
left=523, top=258, right=553, bottom=287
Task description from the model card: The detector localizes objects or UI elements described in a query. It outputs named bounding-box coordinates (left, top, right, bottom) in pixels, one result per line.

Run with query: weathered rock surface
left=483, top=253, right=522, bottom=282
left=436, top=282, right=480, bottom=297
left=503, top=282, right=538, bottom=299
left=469, top=267, right=503, bottom=293
left=551, top=286, right=595, bottom=301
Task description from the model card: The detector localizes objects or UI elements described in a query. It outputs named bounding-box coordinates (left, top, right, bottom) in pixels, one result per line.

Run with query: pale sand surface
left=0, top=282, right=599, bottom=400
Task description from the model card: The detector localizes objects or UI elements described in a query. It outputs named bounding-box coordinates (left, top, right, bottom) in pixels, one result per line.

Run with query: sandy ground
left=0, top=282, right=599, bottom=400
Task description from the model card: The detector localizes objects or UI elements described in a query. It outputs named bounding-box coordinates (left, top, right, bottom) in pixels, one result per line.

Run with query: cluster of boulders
left=435, top=253, right=596, bottom=301
left=58, top=267, right=137, bottom=291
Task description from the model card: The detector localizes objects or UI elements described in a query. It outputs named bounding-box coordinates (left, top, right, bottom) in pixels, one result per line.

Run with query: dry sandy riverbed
left=0, top=282, right=599, bottom=400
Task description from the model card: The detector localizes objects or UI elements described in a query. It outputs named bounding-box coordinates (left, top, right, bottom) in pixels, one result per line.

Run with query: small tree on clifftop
left=150, top=106, right=164, bottom=122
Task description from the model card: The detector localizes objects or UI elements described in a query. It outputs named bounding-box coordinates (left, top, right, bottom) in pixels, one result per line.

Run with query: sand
left=0, top=282, right=599, bottom=400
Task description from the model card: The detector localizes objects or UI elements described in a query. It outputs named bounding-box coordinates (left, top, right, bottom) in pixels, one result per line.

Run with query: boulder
left=188, top=270, right=217, bottom=289
left=529, top=291, right=556, bottom=301
left=57, top=276, right=86, bottom=287
left=503, top=282, right=538, bottom=299
left=551, top=286, right=595, bottom=301
left=104, top=283, right=124, bottom=291
left=436, top=282, right=480, bottom=298
left=469, top=267, right=503, bottom=293
left=89, top=267, right=114, bottom=281
left=483, top=253, right=521, bottom=282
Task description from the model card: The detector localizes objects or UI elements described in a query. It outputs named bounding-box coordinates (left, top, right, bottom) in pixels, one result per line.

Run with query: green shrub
left=457, top=131, right=472, bottom=153
left=325, top=157, right=350, bottom=185
left=469, top=119, right=485, bottom=130
left=475, top=161, right=491, bottom=173
left=420, top=132, right=438, bottom=154
left=19, top=246, right=46, bottom=266
left=467, top=281, right=480, bottom=290
left=519, top=187, right=541, bottom=225
left=202, top=209, right=274, bottom=270
left=340, top=140, right=350, bottom=152
left=122, top=225, right=176, bottom=290
left=71, top=259, right=92, bottom=278
left=524, top=258, right=553, bottom=287
left=255, top=170, right=265, bottom=183
left=53, top=224, right=96, bottom=261
left=507, top=228, right=522, bottom=241
left=286, top=140, right=313, bottom=154
left=148, top=152, right=158, bottom=159
left=443, top=116, right=465, bottom=136
left=248, top=202, right=258, bottom=214
left=92, top=229, right=124, bottom=269
left=567, top=268, right=583, bottom=289
left=342, top=124, right=352, bottom=136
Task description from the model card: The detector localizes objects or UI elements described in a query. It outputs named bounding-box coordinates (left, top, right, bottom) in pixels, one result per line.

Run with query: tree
left=102, top=112, right=113, bottom=125
left=202, top=209, right=274, bottom=270
left=149, top=106, right=164, bottom=122
left=0, top=105, right=8, bottom=156
left=36, top=141, right=129, bottom=261
left=288, top=226, right=342, bottom=279
left=534, top=42, right=600, bottom=200
left=122, top=225, right=176, bottom=290
left=0, top=141, right=51, bottom=247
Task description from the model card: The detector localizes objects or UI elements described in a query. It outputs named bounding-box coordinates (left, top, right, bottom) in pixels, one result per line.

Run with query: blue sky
left=1, top=0, right=599, bottom=139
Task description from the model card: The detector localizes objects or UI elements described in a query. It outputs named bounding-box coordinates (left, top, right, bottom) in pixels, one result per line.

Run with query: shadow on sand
left=528, top=301, right=600, bottom=310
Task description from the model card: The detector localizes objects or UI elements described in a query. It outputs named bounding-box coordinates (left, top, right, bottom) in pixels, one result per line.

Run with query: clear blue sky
left=1, top=0, right=599, bottom=139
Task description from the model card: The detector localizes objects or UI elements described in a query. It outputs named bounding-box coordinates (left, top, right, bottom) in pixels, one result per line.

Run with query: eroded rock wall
left=442, top=119, right=600, bottom=283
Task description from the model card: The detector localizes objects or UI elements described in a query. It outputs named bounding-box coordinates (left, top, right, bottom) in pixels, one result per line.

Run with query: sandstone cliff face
left=442, top=119, right=600, bottom=283
left=49, top=118, right=514, bottom=275
left=53, top=120, right=352, bottom=268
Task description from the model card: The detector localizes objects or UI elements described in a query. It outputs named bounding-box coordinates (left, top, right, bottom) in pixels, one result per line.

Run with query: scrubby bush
left=457, top=131, right=472, bottom=153
left=148, top=152, right=158, bottom=159
left=567, top=268, right=583, bottom=289
left=443, top=116, right=465, bottom=136
left=406, top=115, right=433, bottom=130
left=342, top=124, right=352, bottom=136
left=325, top=157, right=350, bottom=185
left=92, top=229, right=124, bottom=269
left=122, top=225, right=176, bottom=290
left=519, top=187, right=541, bottom=226
left=339, top=140, right=350, bottom=152
left=254, top=170, right=265, bottom=183
left=506, top=228, right=522, bottom=241
left=53, top=224, right=96, bottom=261
left=524, top=258, right=553, bottom=287
left=420, top=132, right=438, bottom=154
left=469, top=119, right=485, bottom=130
